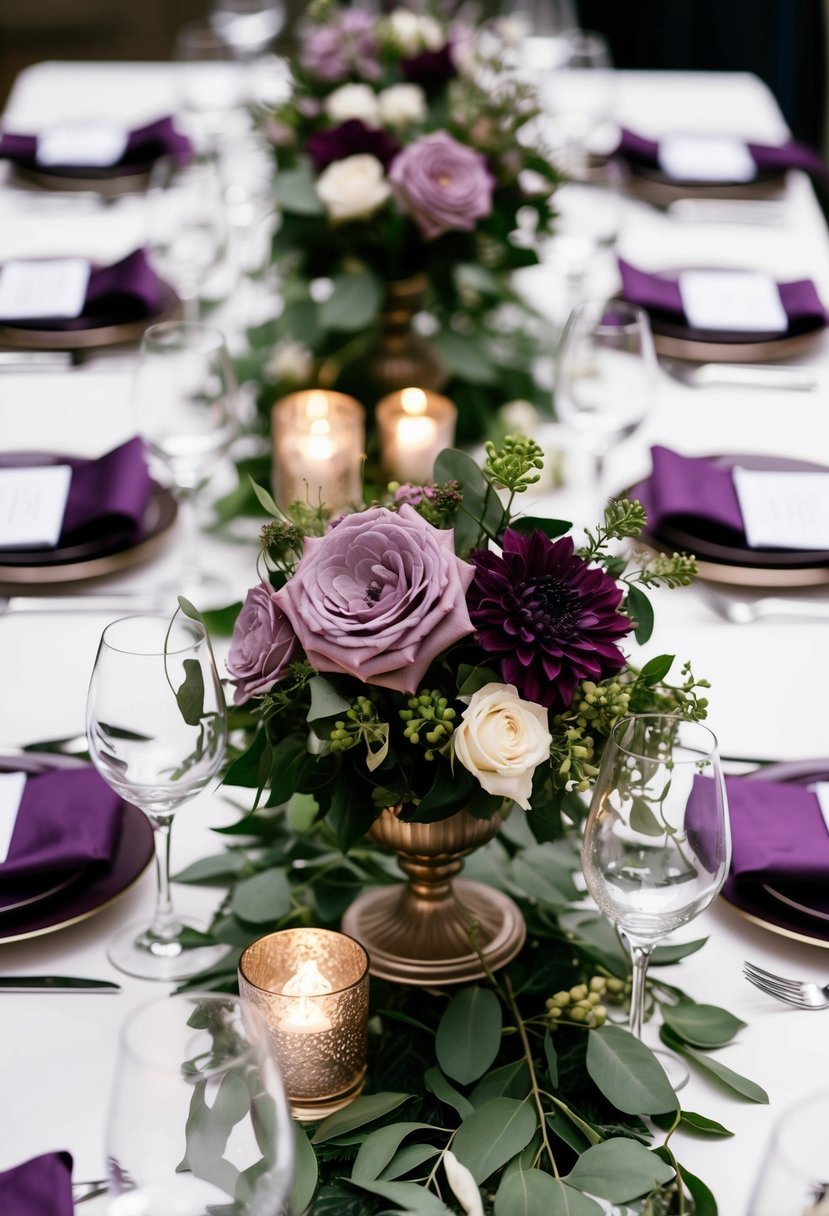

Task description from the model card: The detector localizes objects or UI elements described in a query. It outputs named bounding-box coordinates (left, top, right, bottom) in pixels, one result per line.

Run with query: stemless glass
left=555, top=298, right=656, bottom=510
left=581, top=715, right=730, bottom=1085
left=746, top=1091, right=829, bottom=1215
left=107, top=994, right=294, bottom=1214
left=133, top=321, right=238, bottom=605
left=86, top=614, right=228, bottom=980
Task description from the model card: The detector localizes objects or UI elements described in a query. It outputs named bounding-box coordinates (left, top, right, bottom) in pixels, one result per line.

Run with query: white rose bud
left=453, top=682, right=552, bottom=810
left=324, top=83, right=379, bottom=127
left=385, top=10, right=423, bottom=55
left=443, top=1150, right=484, bottom=1216
left=265, top=339, right=313, bottom=385
left=378, top=83, right=427, bottom=129
left=417, top=14, right=445, bottom=50
left=315, top=153, right=391, bottom=223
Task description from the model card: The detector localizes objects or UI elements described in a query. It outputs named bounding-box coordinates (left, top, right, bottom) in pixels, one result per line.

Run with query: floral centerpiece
left=247, top=1, right=561, bottom=444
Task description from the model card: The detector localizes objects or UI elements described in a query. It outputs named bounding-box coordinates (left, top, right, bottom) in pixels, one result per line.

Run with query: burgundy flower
left=467, top=530, right=633, bottom=711
left=402, top=45, right=456, bottom=91
left=306, top=119, right=400, bottom=172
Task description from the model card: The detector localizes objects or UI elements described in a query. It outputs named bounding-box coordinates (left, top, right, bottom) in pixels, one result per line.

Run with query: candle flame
left=401, top=387, right=428, bottom=417
left=279, top=959, right=334, bottom=1032
left=283, top=959, right=333, bottom=998
left=305, top=391, right=330, bottom=422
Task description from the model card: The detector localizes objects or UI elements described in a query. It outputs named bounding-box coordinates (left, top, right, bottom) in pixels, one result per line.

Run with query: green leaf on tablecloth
left=451, top=1097, right=537, bottom=1184
left=470, top=1060, right=531, bottom=1107
left=319, top=268, right=383, bottom=332
left=173, top=852, right=249, bottom=884
left=586, top=1025, right=677, bottom=1115
left=424, top=1067, right=474, bottom=1120
left=380, top=1143, right=441, bottom=1181
left=312, top=1093, right=412, bottom=1144
left=248, top=477, right=281, bottom=519
left=564, top=1138, right=675, bottom=1201
left=638, top=654, right=675, bottom=686
left=495, top=1171, right=602, bottom=1216
left=275, top=161, right=325, bottom=215
left=661, top=1003, right=746, bottom=1048
left=436, top=987, right=502, bottom=1084
left=175, top=659, right=205, bottom=726
left=231, top=868, right=291, bottom=923
left=625, top=583, right=654, bottom=645
left=660, top=1026, right=768, bottom=1102
left=508, top=515, right=572, bottom=541
left=651, top=937, right=708, bottom=965
left=653, top=1109, right=734, bottom=1137
left=351, top=1122, right=439, bottom=1183
left=347, top=1179, right=452, bottom=1213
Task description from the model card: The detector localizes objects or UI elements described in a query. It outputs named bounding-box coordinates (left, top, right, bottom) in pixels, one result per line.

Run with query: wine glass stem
left=149, top=815, right=178, bottom=940
left=628, top=941, right=654, bottom=1039
left=177, top=488, right=202, bottom=594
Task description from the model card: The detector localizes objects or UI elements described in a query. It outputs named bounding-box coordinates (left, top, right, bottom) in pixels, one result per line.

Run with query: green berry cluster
left=484, top=435, right=544, bottom=494
left=329, top=696, right=381, bottom=753
left=603, top=497, right=648, bottom=539
left=399, top=690, right=456, bottom=760
left=545, top=979, right=609, bottom=1029
left=577, top=679, right=632, bottom=731
left=637, top=550, right=698, bottom=589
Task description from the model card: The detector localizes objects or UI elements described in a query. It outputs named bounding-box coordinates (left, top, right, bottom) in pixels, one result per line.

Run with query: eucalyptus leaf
left=173, top=853, right=249, bottom=884
left=653, top=1109, right=734, bottom=1138
left=307, top=676, right=352, bottom=724
left=660, top=1027, right=768, bottom=1102
left=290, top=1123, right=318, bottom=1215
left=436, top=987, right=502, bottom=1084
left=347, top=1179, right=452, bottom=1213
left=495, top=1172, right=602, bottom=1216
left=432, top=329, right=497, bottom=384
left=651, top=937, right=708, bottom=966
left=586, top=1024, right=677, bottom=1115
left=319, top=269, right=383, bottom=332
left=275, top=162, right=325, bottom=216
left=248, top=476, right=281, bottom=518
left=424, top=1067, right=474, bottom=1120
left=451, top=1097, right=537, bottom=1184
left=352, top=1123, right=437, bottom=1183
left=470, top=1060, right=531, bottom=1107
left=629, top=794, right=664, bottom=837
left=626, top=584, right=654, bottom=645
left=176, top=659, right=205, bottom=726
left=638, top=654, right=675, bottom=686
left=312, top=1093, right=411, bottom=1144
left=661, top=1003, right=746, bottom=1049
left=231, top=868, right=291, bottom=923
left=510, top=856, right=570, bottom=909
left=543, top=1030, right=559, bottom=1088
left=380, top=1144, right=441, bottom=1181
left=564, top=1138, right=675, bottom=1202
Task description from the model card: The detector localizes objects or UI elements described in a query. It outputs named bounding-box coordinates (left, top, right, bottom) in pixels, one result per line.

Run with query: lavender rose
left=276, top=504, right=475, bottom=694
left=227, top=583, right=300, bottom=705
left=299, top=10, right=380, bottom=83
left=389, top=131, right=494, bottom=240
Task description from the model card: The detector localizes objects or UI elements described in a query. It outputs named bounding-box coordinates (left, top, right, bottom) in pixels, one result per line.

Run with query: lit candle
left=272, top=390, right=365, bottom=514
left=376, top=386, right=457, bottom=484
left=279, top=959, right=333, bottom=1032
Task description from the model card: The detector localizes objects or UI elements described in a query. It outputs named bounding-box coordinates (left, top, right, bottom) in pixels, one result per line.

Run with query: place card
left=0, top=773, right=26, bottom=864
left=733, top=467, right=829, bottom=549
left=657, top=135, right=756, bottom=182
left=0, top=465, right=73, bottom=549
left=36, top=122, right=128, bottom=168
left=678, top=270, right=788, bottom=334
left=0, top=259, right=90, bottom=321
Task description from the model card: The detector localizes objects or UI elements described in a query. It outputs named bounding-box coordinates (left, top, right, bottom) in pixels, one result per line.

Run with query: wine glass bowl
left=746, top=1090, right=829, bottom=1216
left=86, top=613, right=228, bottom=979
left=147, top=157, right=228, bottom=322
left=210, top=0, right=285, bottom=59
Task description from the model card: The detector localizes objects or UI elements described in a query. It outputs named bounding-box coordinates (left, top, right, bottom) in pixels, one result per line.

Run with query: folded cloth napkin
left=636, top=445, right=745, bottom=544
left=721, top=774, right=829, bottom=893
left=615, top=127, right=827, bottom=179
left=618, top=258, right=826, bottom=337
left=0, top=248, right=164, bottom=331
left=0, top=115, right=192, bottom=172
left=0, top=766, right=123, bottom=885
left=0, top=1152, right=74, bottom=1216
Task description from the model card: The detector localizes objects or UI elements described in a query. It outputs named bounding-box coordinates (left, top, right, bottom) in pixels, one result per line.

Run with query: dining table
left=2, top=56, right=829, bottom=1215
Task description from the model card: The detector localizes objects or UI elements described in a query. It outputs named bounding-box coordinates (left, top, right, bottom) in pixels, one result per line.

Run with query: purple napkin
left=0, top=766, right=123, bottom=885
left=1, top=248, right=164, bottom=331
left=719, top=775, right=829, bottom=895
left=0, top=115, right=192, bottom=172
left=615, top=127, right=827, bottom=180
left=636, top=445, right=745, bottom=543
left=618, top=258, right=826, bottom=337
left=0, top=1153, right=74, bottom=1216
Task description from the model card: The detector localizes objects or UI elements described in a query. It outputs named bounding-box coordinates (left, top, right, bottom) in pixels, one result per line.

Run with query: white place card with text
left=0, top=259, right=91, bottom=321
left=0, top=772, right=27, bottom=865
left=679, top=270, right=788, bottom=334
left=36, top=123, right=128, bottom=167
left=733, top=467, right=829, bottom=550
left=0, top=465, right=73, bottom=549
left=658, top=135, right=756, bottom=182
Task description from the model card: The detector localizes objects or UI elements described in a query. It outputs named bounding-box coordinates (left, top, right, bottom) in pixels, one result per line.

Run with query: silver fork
left=743, top=961, right=829, bottom=1009
left=699, top=588, right=829, bottom=624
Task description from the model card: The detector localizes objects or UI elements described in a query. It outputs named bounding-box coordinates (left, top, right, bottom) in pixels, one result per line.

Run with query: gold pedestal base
left=289, top=1070, right=366, bottom=1123
left=342, top=877, right=526, bottom=986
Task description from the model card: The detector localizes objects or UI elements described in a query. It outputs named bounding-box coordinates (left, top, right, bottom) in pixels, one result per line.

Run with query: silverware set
left=660, top=357, right=817, bottom=391
left=743, top=961, right=829, bottom=1009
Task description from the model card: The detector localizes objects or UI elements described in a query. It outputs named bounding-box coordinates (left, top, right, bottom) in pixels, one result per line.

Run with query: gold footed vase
left=341, top=806, right=526, bottom=986
left=367, top=274, right=448, bottom=394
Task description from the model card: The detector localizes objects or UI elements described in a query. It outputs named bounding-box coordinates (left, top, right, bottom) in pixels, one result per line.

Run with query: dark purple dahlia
left=402, top=45, right=456, bottom=91
left=306, top=119, right=400, bottom=172
left=467, top=530, right=633, bottom=711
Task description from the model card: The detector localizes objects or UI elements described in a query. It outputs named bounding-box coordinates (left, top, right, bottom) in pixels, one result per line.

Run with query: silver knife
left=0, top=975, right=120, bottom=992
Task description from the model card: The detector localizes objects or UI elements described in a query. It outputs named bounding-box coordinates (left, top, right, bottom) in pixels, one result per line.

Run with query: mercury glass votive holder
left=271, top=389, right=365, bottom=514
left=238, top=928, right=370, bottom=1122
left=376, top=386, right=457, bottom=484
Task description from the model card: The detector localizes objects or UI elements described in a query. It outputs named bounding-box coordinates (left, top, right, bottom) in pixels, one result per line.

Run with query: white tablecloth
left=2, top=62, right=829, bottom=1214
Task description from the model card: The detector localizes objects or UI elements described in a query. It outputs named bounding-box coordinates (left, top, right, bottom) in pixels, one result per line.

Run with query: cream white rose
left=453, top=682, right=551, bottom=810
left=265, top=339, right=313, bottom=385
left=315, top=153, right=391, bottom=223
left=378, top=83, right=427, bottom=128
left=324, top=83, right=379, bottom=127
left=384, top=10, right=444, bottom=54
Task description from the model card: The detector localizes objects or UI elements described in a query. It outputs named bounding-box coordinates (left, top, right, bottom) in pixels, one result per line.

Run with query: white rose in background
left=315, top=153, right=391, bottom=223
left=325, top=83, right=380, bottom=126
left=384, top=9, right=444, bottom=54
left=265, top=339, right=313, bottom=385
left=453, top=682, right=552, bottom=809
left=378, top=83, right=427, bottom=128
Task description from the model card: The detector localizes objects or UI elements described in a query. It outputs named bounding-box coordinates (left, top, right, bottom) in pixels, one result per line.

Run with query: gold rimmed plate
left=0, top=753, right=154, bottom=945
left=0, top=278, right=180, bottom=353
left=10, top=162, right=153, bottom=199
left=623, top=163, right=786, bottom=207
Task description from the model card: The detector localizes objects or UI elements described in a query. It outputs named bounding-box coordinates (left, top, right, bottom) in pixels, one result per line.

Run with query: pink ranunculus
left=389, top=130, right=494, bottom=240
left=276, top=505, right=475, bottom=694
left=227, top=582, right=300, bottom=705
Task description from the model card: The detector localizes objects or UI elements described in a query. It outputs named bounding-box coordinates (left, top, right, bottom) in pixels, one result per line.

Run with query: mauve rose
left=300, top=11, right=380, bottom=83
left=306, top=119, right=400, bottom=172
left=389, top=130, right=494, bottom=240
left=227, top=583, right=300, bottom=705
left=276, top=504, right=475, bottom=694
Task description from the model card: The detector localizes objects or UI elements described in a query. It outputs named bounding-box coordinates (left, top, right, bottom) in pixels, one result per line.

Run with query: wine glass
left=746, top=1091, right=829, bottom=1215
left=147, top=156, right=228, bottom=323
left=133, top=321, right=238, bottom=605
left=555, top=298, right=656, bottom=513
left=581, top=714, right=731, bottom=1087
left=106, top=993, right=294, bottom=1213
left=174, top=21, right=247, bottom=152
left=210, top=0, right=285, bottom=61
left=86, top=613, right=228, bottom=980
